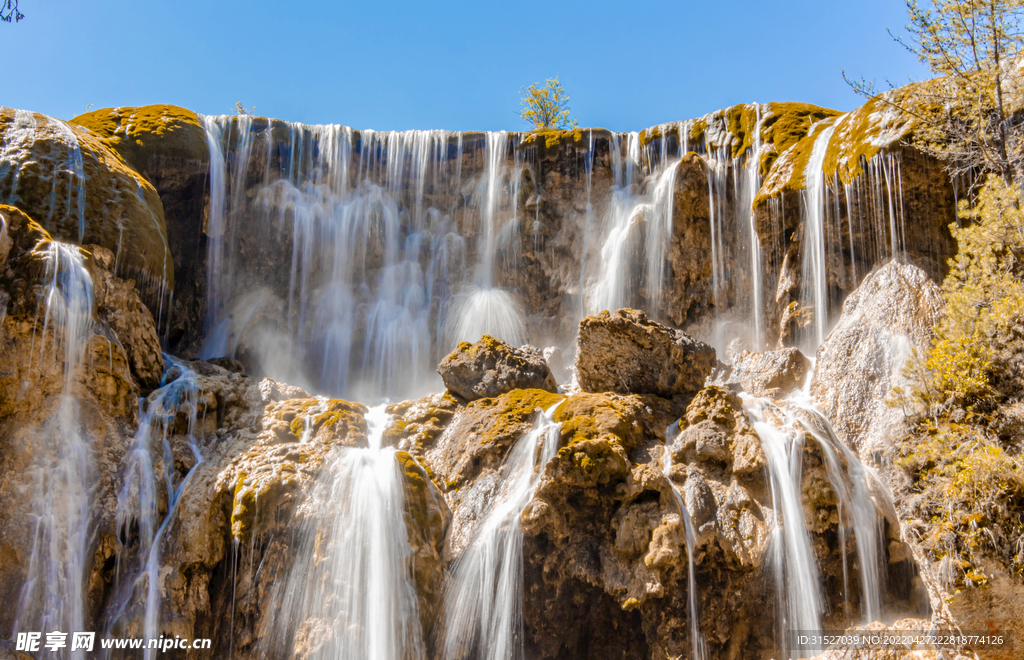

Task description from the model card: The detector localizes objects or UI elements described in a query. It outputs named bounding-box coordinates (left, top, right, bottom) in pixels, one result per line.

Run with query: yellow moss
left=472, top=388, right=566, bottom=446
left=1, top=108, right=175, bottom=293
left=519, top=127, right=587, bottom=150
left=71, top=104, right=207, bottom=174
left=282, top=398, right=368, bottom=441
left=554, top=393, right=644, bottom=451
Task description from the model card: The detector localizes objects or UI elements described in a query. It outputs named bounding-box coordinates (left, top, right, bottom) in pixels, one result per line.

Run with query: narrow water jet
left=13, top=242, right=95, bottom=660
left=439, top=404, right=562, bottom=660
left=661, top=423, right=707, bottom=660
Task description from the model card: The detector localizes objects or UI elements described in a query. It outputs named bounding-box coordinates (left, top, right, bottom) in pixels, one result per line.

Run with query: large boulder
left=575, top=308, right=716, bottom=397
left=0, top=107, right=174, bottom=304
left=810, top=259, right=943, bottom=459
left=438, top=335, right=558, bottom=401
left=719, top=346, right=811, bottom=397
left=71, top=105, right=212, bottom=350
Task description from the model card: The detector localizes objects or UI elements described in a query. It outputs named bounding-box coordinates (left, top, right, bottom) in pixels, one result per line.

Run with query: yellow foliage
left=519, top=77, right=577, bottom=131
left=895, top=175, right=1024, bottom=586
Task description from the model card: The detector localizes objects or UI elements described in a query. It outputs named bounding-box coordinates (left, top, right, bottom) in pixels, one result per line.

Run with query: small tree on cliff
left=848, top=0, right=1024, bottom=185
left=520, top=77, right=578, bottom=131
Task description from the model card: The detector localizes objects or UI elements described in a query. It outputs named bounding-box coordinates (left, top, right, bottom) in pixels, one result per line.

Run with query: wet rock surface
left=0, top=206, right=161, bottom=635
left=1, top=90, right=1016, bottom=659
left=717, top=346, right=811, bottom=397
left=810, top=259, right=943, bottom=459
left=0, top=108, right=174, bottom=305
left=437, top=334, right=558, bottom=401
left=575, top=308, right=717, bottom=398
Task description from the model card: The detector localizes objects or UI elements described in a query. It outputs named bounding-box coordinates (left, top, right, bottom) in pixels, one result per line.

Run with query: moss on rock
left=71, top=104, right=208, bottom=174
left=0, top=107, right=174, bottom=300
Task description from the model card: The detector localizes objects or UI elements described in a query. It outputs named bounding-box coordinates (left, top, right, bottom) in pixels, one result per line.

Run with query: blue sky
left=3, top=0, right=930, bottom=131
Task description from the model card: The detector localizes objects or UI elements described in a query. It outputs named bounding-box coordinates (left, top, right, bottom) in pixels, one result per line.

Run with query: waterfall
left=13, top=242, right=95, bottom=660
left=439, top=404, right=562, bottom=660
left=200, top=115, right=228, bottom=355
left=697, top=104, right=769, bottom=355
left=788, top=394, right=887, bottom=622
left=742, top=394, right=823, bottom=651
left=741, top=378, right=892, bottom=653
left=261, top=404, right=426, bottom=660
left=197, top=119, right=531, bottom=400
left=588, top=132, right=677, bottom=317
left=800, top=115, right=845, bottom=350
left=661, top=424, right=707, bottom=660
left=101, top=360, right=205, bottom=659
left=744, top=106, right=765, bottom=352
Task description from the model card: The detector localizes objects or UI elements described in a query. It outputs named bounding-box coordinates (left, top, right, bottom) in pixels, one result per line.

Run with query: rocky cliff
left=0, top=83, right=1017, bottom=660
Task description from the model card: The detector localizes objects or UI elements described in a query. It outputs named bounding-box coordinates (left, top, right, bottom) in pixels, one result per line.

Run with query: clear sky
left=2, top=0, right=931, bottom=132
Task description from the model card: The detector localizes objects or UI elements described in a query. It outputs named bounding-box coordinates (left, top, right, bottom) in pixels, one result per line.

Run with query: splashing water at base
left=741, top=379, right=893, bottom=653
left=260, top=404, right=426, bottom=660
left=439, top=404, right=562, bottom=660
left=442, top=286, right=527, bottom=351
left=741, top=394, right=823, bottom=654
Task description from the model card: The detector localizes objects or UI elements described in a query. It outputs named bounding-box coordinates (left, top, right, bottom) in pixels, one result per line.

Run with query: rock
left=383, top=391, right=460, bottom=453
left=0, top=207, right=160, bottom=636
left=810, top=259, right=943, bottom=459
left=542, top=345, right=567, bottom=382
left=71, top=105, right=209, bottom=176
left=87, top=244, right=165, bottom=391
left=575, top=308, right=716, bottom=397
left=0, top=108, right=174, bottom=304
left=71, top=105, right=211, bottom=352
left=437, top=335, right=557, bottom=402
left=722, top=347, right=811, bottom=397
left=0, top=640, right=32, bottom=660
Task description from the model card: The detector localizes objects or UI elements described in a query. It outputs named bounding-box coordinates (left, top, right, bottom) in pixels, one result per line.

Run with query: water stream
left=439, top=405, right=562, bottom=660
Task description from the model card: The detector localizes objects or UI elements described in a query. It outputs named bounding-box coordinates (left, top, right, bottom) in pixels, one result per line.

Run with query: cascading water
left=787, top=393, right=888, bottom=623
left=742, top=394, right=823, bottom=651
left=660, top=424, right=707, bottom=660
left=0, top=110, right=87, bottom=241
left=587, top=132, right=678, bottom=317
left=439, top=404, right=562, bottom=660
left=259, top=404, right=426, bottom=660
left=198, top=118, right=529, bottom=400
left=740, top=375, right=893, bottom=653
left=13, top=242, right=95, bottom=660
left=101, top=359, right=205, bottom=659
left=801, top=116, right=845, bottom=350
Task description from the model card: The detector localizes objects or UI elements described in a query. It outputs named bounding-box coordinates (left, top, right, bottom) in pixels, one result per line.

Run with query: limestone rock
left=810, top=259, right=943, bottom=459
left=71, top=105, right=212, bottom=352
left=0, top=108, right=174, bottom=302
left=437, top=335, right=557, bottom=402
left=575, top=308, right=716, bottom=397
left=722, top=347, right=811, bottom=397
left=0, top=207, right=159, bottom=636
